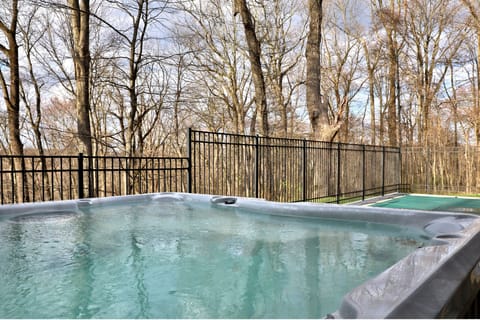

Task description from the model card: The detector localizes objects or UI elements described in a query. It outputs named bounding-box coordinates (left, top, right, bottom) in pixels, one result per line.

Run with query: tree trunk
left=305, top=0, right=327, bottom=139
left=367, top=60, right=376, bottom=145
left=5, top=40, right=22, bottom=157
left=234, top=0, right=269, bottom=136
left=126, top=0, right=145, bottom=158
left=386, top=27, right=398, bottom=146
left=0, top=0, right=28, bottom=202
left=21, top=14, right=51, bottom=200
left=69, top=0, right=93, bottom=198
left=476, top=29, right=480, bottom=146
left=69, top=0, right=93, bottom=157
left=460, top=1, right=480, bottom=144
left=305, top=0, right=343, bottom=141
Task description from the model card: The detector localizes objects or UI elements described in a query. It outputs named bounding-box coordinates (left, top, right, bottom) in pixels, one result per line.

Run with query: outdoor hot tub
left=0, top=192, right=479, bottom=318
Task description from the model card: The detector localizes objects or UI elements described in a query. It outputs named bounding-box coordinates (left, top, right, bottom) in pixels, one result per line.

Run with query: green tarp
left=372, top=194, right=480, bottom=214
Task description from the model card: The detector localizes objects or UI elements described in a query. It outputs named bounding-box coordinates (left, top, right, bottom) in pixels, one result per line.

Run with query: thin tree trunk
left=22, top=30, right=51, bottom=200
left=460, top=1, right=480, bottom=144
left=386, top=28, right=398, bottom=146
left=368, top=63, right=376, bottom=145
left=476, top=29, right=480, bottom=146
left=0, top=0, right=28, bottom=203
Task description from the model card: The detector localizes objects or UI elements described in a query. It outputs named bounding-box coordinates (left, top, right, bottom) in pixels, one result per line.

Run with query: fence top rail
left=190, top=138, right=398, bottom=152
left=190, top=129, right=400, bottom=151
left=0, top=154, right=189, bottom=161
left=87, top=156, right=189, bottom=161
left=402, top=145, right=480, bottom=151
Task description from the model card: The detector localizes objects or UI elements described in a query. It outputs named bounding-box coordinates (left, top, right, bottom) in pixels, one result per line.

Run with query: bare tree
left=0, top=0, right=28, bottom=202
left=178, top=0, right=254, bottom=134
left=19, top=5, right=47, bottom=155
left=306, top=0, right=325, bottom=139
left=234, top=0, right=269, bottom=136
left=0, top=0, right=23, bottom=156
left=19, top=5, right=53, bottom=199
left=372, top=0, right=401, bottom=146
left=403, top=0, right=465, bottom=145
left=41, top=97, right=78, bottom=151
left=360, top=26, right=382, bottom=144
left=69, top=0, right=93, bottom=156
left=260, top=0, right=306, bottom=137
left=98, top=0, right=169, bottom=157
left=322, top=0, right=366, bottom=142
left=461, top=0, right=480, bottom=146
left=305, top=0, right=346, bottom=141
left=164, top=49, right=194, bottom=155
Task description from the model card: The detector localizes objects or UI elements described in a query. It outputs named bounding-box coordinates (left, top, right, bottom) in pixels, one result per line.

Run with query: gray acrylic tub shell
left=1, top=192, right=479, bottom=318
left=211, top=195, right=480, bottom=318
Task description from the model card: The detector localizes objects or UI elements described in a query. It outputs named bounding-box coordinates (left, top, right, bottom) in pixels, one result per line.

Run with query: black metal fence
left=0, top=154, right=189, bottom=204
left=188, top=129, right=404, bottom=203
left=0, top=129, right=404, bottom=204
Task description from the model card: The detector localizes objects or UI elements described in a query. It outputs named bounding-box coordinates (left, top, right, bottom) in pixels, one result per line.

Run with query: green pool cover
left=371, top=194, right=480, bottom=214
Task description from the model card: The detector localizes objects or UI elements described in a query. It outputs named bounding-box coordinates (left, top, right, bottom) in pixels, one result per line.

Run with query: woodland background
left=1, top=0, right=480, bottom=197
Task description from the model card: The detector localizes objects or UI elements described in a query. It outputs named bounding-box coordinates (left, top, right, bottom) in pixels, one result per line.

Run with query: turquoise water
left=0, top=200, right=431, bottom=318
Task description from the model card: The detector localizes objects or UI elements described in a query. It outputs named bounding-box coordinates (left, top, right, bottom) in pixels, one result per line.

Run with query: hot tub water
left=0, top=196, right=431, bottom=318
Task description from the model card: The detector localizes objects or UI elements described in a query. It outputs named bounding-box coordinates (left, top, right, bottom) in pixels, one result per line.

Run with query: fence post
left=303, top=138, right=307, bottom=202
left=87, top=156, right=93, bottom=198
left=21, top=157, right=26, bottom=203
left=255, top=135, right=259, bottom=199
left=10, top=157, right=14, bottom=203
left=0, top=157, right=3, bottom=204
left=382, top=146, right=386, bottom=196
left=187, top=128, right=192, bottom=193
left=336, top=143, right=341, bottom=204
left=362, top=145, right=366, bottom=201
left=398, top=147, right=402, bottom=193
left=78, top=153, right=84, bottom=199
left=426, top=148, right=430, bottom=193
